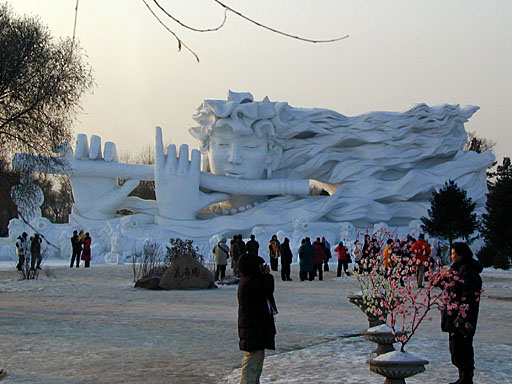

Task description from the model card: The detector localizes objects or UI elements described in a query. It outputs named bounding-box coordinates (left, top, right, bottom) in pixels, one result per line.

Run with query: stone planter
left=367, top=351, right=428, bottom=384
left=363, top=324, right=407, bottom=355
left=348, top=294, right=386, bottom=328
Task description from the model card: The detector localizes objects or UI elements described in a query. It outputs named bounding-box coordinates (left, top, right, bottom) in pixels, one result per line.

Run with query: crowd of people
left=213, top=234, right=341, bottom=283
left=212, top=232, right=439, bottom=286
left=14, top=229, right=93, bottom=272
left=355, top=233, right=435, bottom=289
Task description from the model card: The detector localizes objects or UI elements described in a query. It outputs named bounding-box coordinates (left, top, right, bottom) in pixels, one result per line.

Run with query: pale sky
left=11, top=0, right=512, bottom=161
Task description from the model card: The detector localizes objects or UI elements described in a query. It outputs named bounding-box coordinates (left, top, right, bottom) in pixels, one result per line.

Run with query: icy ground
left=0, top=264, right=510, bottom=384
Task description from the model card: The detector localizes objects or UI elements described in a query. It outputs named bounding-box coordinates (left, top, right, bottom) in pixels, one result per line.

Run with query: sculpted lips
left=224, top=170, right=243, bottom=178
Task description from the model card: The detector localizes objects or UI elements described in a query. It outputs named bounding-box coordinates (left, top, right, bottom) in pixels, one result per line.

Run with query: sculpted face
left=208, top=127, right=270, bottom=180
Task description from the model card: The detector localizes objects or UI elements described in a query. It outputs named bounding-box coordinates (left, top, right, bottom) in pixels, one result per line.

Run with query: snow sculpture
left=10, top=177, right=44, bottom=222
left=6, top=91, right=494, bottom=262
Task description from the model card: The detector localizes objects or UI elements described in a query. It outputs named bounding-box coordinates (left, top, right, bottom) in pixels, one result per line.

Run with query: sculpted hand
left=71, top=134, right=139, bottom=219
left=155, top=126, right=228, bottom=220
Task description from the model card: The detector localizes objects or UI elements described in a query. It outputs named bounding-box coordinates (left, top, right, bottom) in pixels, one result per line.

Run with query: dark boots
left=449, top=369, right=473, bottom=384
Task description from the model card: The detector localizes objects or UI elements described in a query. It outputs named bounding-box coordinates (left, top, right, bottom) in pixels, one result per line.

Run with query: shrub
left=165, top=238, right=204, bottom=264
left=131, top=240, right=165, bottom=282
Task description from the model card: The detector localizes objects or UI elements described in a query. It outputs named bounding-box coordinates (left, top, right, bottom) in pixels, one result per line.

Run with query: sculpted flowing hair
left=189, top=91, right=485, bottom=189
left=189, top=91, right=492, bottom=226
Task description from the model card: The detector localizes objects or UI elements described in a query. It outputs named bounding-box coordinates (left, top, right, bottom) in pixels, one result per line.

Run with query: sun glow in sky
left=10, top=0, right=512, bottom=161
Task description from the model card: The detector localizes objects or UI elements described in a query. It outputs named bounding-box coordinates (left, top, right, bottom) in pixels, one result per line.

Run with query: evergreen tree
left=421, top=180, right=479, bottom=250
left=479, top=157, right=512, bottom=269
left=487, top=157, right=512, bottom=184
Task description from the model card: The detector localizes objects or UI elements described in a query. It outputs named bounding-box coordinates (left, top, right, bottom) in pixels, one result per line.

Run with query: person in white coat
left=213, top=238, right=229, bottom=281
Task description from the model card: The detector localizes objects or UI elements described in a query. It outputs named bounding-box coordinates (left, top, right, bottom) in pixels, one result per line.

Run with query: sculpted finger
left=155, top=126, right=165, bottom=171
left=178, top=144, right=189, bottom=172
left=89, top=135, right=102, bottom=160
left=74, top=134, right=89, bottom=159
left=190, top=149, right=201, bottom=174
left=103, top=142, right=118, bottom=162
left=119, top=179, right=139, bottom=197
left=166, top=144, right=177, bottom=172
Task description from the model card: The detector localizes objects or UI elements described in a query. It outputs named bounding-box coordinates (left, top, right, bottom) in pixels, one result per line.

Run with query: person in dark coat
left=370, top=234, right=381, bottom=257
left=229, top=238, right=236, bottom=273
left=312, top=237, right=325, bottom=280
left=30, top=234, right=42, bottom=270
left=70, top=230, right=82, bottom=268
left=360, top=234, right=371, bottom=272
left=441, top=242, right=483, bottom=384
left=237, top=234, right=247, bottom=255
left=268, top=235, right=280, bottom=271
left=298, top=237, right=315, bottom=281
left=246, top=234, right=259, bottom=256
left=322, top=237, right=331, bottom=271
left=279, top=237, right=293, bottom=281
left=231, top=235, right=246, bottom=277
left=238, top=252, right=277, bottom=384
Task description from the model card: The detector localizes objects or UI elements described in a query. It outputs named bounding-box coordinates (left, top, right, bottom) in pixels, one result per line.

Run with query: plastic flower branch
left=351, top=229, right=484, bottom=352
left=350, top=228, right=399, bottom=318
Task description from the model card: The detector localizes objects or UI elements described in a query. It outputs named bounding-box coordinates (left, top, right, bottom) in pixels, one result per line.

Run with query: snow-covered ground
left=0, top=263, right=510, bottom=383
left=222, top=330, right=512, bottom=384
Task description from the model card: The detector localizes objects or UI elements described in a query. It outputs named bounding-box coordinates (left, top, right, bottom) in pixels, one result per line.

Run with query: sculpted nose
left=228, top=144, right=242, bottom=164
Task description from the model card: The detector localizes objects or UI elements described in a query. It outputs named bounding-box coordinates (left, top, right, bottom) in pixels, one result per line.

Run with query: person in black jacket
left=70, top=230, right=82, bottom=268
left=236, top=234, right=247, bottom=255
left=279, top=237, right=293, bottom=281
left=30, top=234, right=42, bottom=270
left=298, top=238, right=315, bottom=281
left=238, top=252, right=277, bottom=384
left=441, top=242, right=483, bottom=384
left=231, top=235, right=247, bottom=277
left=246, top=235, right=259, bottom=255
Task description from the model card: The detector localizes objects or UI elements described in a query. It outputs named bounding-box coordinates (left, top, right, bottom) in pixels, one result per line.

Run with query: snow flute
left=13, top=154, right=310, bottom=196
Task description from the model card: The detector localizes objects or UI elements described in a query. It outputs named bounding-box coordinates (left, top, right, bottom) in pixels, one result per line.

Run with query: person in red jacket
left=411, top=233, right=431, bottom=288
left=81, top=232, right=92, bottom=268
left=334, top=241, right=351, bottom=277
left=312, top=238, right=325, bottom=281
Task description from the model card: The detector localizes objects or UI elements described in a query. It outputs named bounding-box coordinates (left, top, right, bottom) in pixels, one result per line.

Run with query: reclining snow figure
left=10, top=91, right=494, bottom=261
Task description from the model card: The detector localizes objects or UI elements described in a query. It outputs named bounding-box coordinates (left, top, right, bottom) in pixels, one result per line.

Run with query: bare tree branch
left=212, top=0, right=349, bottom=44
left=70, top=0, right=79, bottom=57
left=141, top=0, right=200, bottom=62
left=140, top=0, right=348, bottom=62
left=152, top=0, right=228, bottom=32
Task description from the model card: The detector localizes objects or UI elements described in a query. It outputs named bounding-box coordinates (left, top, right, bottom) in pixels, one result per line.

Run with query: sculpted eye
left=213, top=141, right=229, bottom=147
